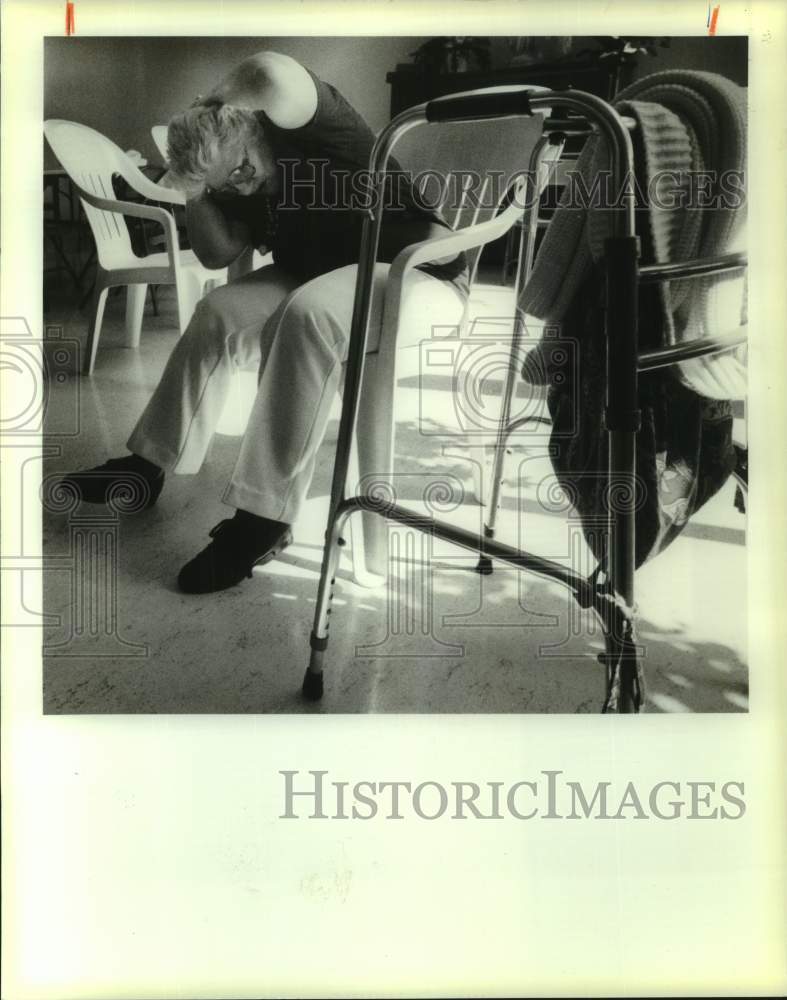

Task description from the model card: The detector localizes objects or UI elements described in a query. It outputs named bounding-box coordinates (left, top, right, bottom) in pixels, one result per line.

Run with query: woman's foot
left=177, top=509, right=293, bottom=594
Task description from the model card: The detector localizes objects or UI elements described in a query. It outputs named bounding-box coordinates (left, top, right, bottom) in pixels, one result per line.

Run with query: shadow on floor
left=40, top=284, right=748, bottom=715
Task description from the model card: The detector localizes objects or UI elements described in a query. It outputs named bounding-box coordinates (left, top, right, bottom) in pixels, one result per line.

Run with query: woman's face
left=204, top=123, right=278, bottom=198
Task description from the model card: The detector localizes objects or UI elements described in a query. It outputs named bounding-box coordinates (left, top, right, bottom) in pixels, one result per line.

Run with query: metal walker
left=302, top=86, right=747, bottom=713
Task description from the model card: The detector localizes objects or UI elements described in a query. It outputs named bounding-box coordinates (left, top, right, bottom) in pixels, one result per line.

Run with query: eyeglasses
left=208, top=148, right=256, bottom=196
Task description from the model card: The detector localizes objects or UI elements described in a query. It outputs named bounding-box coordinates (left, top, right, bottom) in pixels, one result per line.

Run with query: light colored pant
left=127, top=262, right=467, bottom=524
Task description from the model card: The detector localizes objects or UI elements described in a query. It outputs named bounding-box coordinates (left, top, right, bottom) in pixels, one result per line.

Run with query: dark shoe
left=57, top=455, right=164, bottom=511
left=177, top=513, right=293, bottom=594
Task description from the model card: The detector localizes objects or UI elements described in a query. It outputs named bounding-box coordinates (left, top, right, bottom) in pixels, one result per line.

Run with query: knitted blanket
left=521, top=70, right=747, bottom=399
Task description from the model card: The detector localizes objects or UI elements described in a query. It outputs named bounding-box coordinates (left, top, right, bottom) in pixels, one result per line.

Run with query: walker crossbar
left=639, top=252, right=747, bottom=283
left=305, top=494, right=639, bottom=708
left=639, top=329, right=747, bottom=371
left=303, top=85, right=737, bottom=713
left=344, top=496, right=587, bottom=592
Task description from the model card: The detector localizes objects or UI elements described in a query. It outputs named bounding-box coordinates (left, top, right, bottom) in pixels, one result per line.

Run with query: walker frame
left=302, top=86, right=747, bottom=713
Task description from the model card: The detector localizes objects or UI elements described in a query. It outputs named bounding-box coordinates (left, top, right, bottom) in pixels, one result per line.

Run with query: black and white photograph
left=2, top=2, right=786, bottom=997
left=40, top=31, right=749, bottom=714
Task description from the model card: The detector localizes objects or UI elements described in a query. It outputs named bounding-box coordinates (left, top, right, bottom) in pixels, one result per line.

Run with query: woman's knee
left=183, top=272, right=288, bottom=356
left=270, top=266, right=371, bottom=355
left=284, top=297, right=349, bottom=366
left=180, top=289, right=236, bottom=355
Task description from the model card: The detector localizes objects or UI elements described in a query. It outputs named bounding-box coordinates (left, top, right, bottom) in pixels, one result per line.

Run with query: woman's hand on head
left=190, top=93, right=223, bottom=111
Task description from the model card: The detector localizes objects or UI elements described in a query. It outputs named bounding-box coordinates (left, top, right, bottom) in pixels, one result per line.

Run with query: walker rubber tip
left=302, top=667, right=324, bottom=701
left=476, top=556, right=493, bottom=576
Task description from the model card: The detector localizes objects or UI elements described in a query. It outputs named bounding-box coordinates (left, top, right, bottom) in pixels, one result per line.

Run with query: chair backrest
left=44, top=119, right=147, bottom=268
left=392, top=113, right=543, bottom=277
left=151, top=125, right=169, bottom=163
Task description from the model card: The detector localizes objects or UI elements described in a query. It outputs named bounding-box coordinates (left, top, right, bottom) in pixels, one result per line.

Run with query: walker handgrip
left=425, top=87, right=534, bottom=123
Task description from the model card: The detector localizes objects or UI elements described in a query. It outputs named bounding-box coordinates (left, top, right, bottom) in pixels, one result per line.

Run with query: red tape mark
left=708, top=5, right=720, bottom=35
left=65, top=1, right=75, bottom=36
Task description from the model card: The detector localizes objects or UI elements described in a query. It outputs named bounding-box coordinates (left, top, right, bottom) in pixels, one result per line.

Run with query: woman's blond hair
left=166, top=105, right=263, bottom=194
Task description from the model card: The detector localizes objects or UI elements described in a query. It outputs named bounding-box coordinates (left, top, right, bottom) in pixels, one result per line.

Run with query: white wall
left=43, top=35, right=748, bottom=169
left=44, top=36, right=429, bottom=167
left=627, top=36, right=747, bottom=87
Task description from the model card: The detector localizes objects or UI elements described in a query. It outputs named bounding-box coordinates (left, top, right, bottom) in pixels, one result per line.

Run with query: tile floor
left=41, top=274, right=748, bottom=714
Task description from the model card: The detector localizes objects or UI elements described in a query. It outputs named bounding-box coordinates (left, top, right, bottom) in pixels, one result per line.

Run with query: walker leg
left=476, top=525, right=495, bottom=575
left=302, top=647, right=325, bottom=701
left=303, top=509, right=353, bottom=701
left=474, top=322, right=520, bottom=576
left=617, top=645, right=639, bottom=714
left=476, top=419, right=512, bottom=576
left=597, top=598, right=641, bottom=714
left=604, top=235, right=641, bottom=713
left=475, top=137, right=556, bottom=574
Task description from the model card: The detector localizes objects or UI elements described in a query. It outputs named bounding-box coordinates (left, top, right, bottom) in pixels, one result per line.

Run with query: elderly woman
left=61, top=51, right=468, bottom=594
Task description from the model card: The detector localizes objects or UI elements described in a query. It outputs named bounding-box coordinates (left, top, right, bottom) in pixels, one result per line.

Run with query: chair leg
left=347, top=443, right=386, bottom=589
left=467, top=444, right=488, bottom=505
left=174, top=270, right=204, bottom=335
left=355, top=353, right=394, bottom=581
left=84, top=280, right=110, bottom=375
left=124, top=283, right=147, bottom=348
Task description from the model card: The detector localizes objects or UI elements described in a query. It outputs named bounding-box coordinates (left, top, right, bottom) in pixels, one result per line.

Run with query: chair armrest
left=144, top=183, right=187, bottom=207
left=117, top=158, right=187, bottom=205
left=387, top=183, right=525, bottom=287
left=153, top=174, right=188, bottom=205
left=374, top=181, right=526, bottom=369
left=75, top=186, right=181, bottom=269
left=76, top=186, right=179, bottom=227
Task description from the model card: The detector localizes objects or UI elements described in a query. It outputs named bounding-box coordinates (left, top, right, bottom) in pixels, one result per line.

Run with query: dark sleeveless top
left=219, top=69, right=468, bottom=294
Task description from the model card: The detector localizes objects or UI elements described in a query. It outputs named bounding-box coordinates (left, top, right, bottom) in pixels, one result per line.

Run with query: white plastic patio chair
left=150, top=124, right=169, bottom=163
left=44, top=119, right=228, bottom=374
left=348, top=113, right=550, bottom=583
